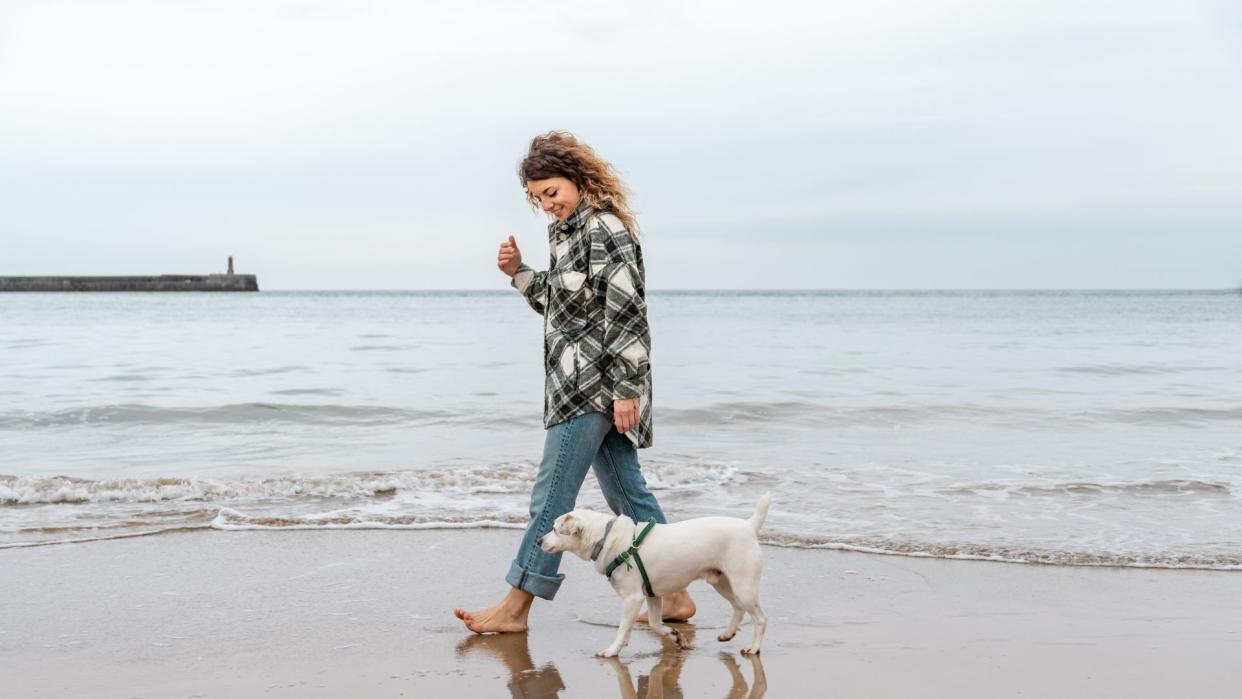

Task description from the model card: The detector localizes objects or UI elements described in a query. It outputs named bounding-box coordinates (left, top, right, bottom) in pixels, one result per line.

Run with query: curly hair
left=518, top=131, right=640, bottom=238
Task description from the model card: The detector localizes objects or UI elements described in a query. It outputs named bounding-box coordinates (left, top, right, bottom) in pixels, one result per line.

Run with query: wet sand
left=1, top=529, right=1239, bottom=698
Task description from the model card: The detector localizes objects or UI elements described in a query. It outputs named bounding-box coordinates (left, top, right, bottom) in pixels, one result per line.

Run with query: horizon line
left=254, top=287, right=1241, bottom=293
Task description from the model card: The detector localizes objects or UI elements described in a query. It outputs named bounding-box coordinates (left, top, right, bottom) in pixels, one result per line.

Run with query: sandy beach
left=1, top=529, right=1238, bottom=698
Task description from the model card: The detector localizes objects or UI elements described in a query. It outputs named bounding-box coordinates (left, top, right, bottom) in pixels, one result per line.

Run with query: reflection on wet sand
left=456, top=633, right=566, bottom=698
left=457, top=625, right=767, bottom=698
left=718, top=652, right=768, bottom=699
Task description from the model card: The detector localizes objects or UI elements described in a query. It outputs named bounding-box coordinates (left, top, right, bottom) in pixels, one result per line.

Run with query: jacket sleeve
left=591, top=219, right=650, bottom=400
left=510, top=263, right=548, bottom=316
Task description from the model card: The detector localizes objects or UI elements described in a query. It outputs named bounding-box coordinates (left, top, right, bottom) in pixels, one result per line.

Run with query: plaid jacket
left=511, top=202, right=653, bottom=448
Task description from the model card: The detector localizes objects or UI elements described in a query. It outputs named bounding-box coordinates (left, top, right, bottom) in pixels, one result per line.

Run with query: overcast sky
left=2, top=0, right=1239, bottom=289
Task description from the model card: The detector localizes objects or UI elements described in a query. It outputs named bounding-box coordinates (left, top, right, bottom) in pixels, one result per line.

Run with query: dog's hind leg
left=718, top=606, right=745, bottom=644
left=710, top=577, right=746, bottom=643
left=741, top=600, right=766, bottom=654
left=597, top=595, right=645, bottom=658
left=729, top=580, right=767, bottom=654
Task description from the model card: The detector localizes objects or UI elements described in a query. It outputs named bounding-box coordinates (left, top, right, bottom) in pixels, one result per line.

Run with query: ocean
left=2, top=290, right=1240, bottom=570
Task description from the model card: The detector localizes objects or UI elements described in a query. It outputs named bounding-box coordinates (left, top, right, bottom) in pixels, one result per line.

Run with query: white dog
left=539, top=493, right=770, bottom=658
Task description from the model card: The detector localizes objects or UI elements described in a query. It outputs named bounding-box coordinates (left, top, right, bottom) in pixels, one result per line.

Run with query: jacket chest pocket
left=549, top=268, right=591, bottom=301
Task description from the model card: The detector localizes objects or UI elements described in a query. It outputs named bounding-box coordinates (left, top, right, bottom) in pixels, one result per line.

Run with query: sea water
left=2, top=290, right=1240, bottom=569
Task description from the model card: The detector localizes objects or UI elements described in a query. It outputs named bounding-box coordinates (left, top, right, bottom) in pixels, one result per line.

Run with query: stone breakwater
left=0, top=275, right=259, bottom=291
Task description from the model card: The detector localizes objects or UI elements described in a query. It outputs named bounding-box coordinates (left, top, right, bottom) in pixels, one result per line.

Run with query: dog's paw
left=670, top=629, right=692, bottom=650
left=717, top=632, right=736, bottom=642
left=741, top=646, right=762, bottom=655
left=595, top=648, right=619, bottom=658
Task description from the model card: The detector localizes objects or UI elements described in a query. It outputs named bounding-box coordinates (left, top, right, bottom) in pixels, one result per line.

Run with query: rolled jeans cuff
left=505, top=559, right=565, bottom=601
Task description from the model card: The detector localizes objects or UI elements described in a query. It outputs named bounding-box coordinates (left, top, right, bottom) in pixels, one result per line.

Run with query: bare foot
left=453, top=605, right=529, bottom=634
left=638, top=590, right=697, bottom=623
left=454, top=587, right=534, bottom=634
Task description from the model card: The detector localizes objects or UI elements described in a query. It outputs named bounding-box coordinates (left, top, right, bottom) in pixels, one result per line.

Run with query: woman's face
left=525, top=177, right=581, bottom=221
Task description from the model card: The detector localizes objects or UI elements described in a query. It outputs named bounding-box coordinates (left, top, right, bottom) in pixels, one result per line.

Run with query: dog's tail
left=748, top=492, right=772, bottom=533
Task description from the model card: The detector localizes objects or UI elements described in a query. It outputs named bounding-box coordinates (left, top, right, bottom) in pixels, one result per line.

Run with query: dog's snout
left=536, top=535, right=544, bottom=547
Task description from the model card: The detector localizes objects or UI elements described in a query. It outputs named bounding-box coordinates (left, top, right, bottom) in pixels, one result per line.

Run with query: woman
left=454, top=131, right=696, bottom=633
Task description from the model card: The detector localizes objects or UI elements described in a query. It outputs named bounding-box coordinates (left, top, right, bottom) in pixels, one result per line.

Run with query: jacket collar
left=549, top=201, right=594, bottom=238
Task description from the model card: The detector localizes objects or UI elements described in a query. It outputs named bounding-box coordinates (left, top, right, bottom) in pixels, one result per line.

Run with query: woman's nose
left=541, top=199, right=554, bottom=212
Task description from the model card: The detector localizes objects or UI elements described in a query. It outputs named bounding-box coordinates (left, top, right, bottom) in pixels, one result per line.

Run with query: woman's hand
left=497, top=235, right=522, bottom=277
left=613, top=397, right=639, bottom=434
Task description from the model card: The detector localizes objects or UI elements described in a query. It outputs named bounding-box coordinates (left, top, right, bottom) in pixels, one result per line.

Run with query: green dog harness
left=604, top=518, right=658, bottom=598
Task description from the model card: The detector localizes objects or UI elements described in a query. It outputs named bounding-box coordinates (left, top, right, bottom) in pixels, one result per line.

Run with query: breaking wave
left=209, top=508, right=527, bottom=531
left=5, top=400, right=1242, bottom=432
left=760, top=533, right=1242, bottom=571
left=0, top=460, right=739, bottom=506
left=942, top=479, right=1232, bottom=498
left=660, top=402, right=1242, bottom=428
left=0, top=403, right=456, bottom=429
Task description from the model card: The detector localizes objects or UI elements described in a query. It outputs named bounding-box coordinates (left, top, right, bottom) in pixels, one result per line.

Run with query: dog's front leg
left=597, top=595, right=645, bottom=658
left=645, top=596, right=691, bottom=649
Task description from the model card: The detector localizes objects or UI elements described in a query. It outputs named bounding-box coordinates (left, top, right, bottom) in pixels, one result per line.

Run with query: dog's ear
left=559, top=513, right=583, bottom=535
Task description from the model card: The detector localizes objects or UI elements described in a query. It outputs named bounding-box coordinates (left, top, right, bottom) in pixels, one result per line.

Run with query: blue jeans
left=506, top=411, right=667, bottom=600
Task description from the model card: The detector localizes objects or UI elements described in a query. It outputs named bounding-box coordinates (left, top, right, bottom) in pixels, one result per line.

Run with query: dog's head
left=538, top=508, right=613, bottom=560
